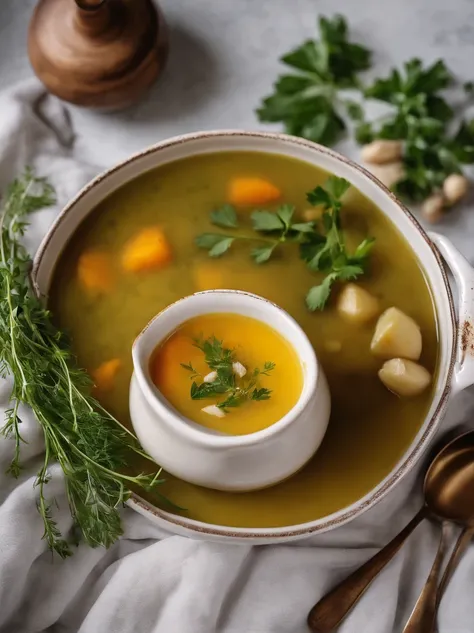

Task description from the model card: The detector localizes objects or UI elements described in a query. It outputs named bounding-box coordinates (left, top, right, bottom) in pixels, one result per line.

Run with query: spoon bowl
left=308, top=429, right=474, bottom=633
left=401, top=431, right=474, bottom=633
left=424, top=433, right=474, bottom=526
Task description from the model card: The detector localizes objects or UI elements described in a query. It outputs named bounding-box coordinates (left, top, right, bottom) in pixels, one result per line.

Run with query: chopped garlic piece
left=232, top=361, right=247, bottom=378
left=203, top=371, right=217, bottom=383
left=201, top=405, right=225, bottom=418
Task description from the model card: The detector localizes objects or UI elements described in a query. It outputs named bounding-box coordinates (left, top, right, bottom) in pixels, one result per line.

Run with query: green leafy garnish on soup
left=182, top=335, right=275, bottom=412
left=150, top=314, right=302, bottom=435
left=196, top=176, right=374, bottom=310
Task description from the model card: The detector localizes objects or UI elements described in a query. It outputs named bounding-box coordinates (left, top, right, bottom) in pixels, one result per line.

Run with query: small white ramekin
left=129, top=290, right=331, bottom=491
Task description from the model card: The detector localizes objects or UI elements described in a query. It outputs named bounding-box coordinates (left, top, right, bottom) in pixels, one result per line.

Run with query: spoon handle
left=307, top=507, right=427, bottom=633
left=402, top=521, right=451, bottom=633
left=437, top=526, right=474, bottom=601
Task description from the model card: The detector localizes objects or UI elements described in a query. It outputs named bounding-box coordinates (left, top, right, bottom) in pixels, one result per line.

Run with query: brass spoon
left=402, top=431, right=474, bottom=632
left=307, top=430, right=474, bottom=633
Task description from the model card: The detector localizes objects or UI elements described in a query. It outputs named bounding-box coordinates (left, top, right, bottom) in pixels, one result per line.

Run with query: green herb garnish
left=301, top=176, right=374, bottom=310
left=196, top=177, right=374, bottom=310
left=182, top=336, right=275, bottom=411
left=256, top=15, right=371, bottom=145
left=0, top=169, right=171, bottom=557
left=196, top=203, right=313, bottom=263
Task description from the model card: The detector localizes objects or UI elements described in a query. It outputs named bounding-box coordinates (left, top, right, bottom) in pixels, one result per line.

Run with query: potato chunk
left=371, top=307, right=422, bottom=360
left=337, top=284, right=380, bottom=324
left=379, top=359, right=431, bottom=397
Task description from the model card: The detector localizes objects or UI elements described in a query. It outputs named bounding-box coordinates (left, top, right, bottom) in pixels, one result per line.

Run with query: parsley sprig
left=301, top=177, right=374, bottom=309
left=195, top=177, right=374, bottom=310
left=257, top=15, right=371, bottom=145
left=357, top=59, right=474, bottom=201
left=195, top=203, right=314, bottom=263
left=182, top=336, right=275, bottom=412
left=257, top=14, right=474, bottom=206
left=0, top=169, right=172, bottom=557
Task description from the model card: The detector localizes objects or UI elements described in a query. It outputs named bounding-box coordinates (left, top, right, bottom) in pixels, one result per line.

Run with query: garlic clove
left=421, top=194, right=445, bottom=224
left=232, top=361, right=247, bottom=378
left=201, top=405, right=225, bottom=418
left=337, top=283, right=380, bottom=324
left=203, top=371, right=217, bottom=383
left=379, top=358, right=431, bottom=397
left=371, top=307, right=422, bottom=361
left=361, top=140, right=403, bottom=165
left=365, top=162, right=405, bottom=190
left=443, top=174, right=469, bottom=206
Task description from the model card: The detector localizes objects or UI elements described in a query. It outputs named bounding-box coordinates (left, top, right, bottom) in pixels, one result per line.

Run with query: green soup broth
left=50, top=151, right=438, bottom=528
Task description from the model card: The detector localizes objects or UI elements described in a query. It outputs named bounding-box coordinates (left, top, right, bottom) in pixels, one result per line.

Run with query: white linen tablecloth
left=0, top=79, right=473, bottom=633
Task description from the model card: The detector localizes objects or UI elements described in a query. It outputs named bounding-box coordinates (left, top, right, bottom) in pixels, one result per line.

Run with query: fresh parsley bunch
left=257, top=15, right=474, bottom=205
left=357, top=59, right=474, bottom=201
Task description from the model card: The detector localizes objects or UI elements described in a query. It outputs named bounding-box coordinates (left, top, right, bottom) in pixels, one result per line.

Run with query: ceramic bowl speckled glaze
left=32, top=130, right=474, bottom=544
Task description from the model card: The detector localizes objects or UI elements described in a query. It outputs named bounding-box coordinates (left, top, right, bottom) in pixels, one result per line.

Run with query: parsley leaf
left=251, top=210, right=284, bottom=232
left=251, top=388, right=272, bottom=401
left=306, top=175, right=350, bottom=210
left=290, top=222, right=315, bottom=233
left=256, top=14, right=371, bottom=145
left=345, top=100, right=365, bottom=122
left=351, top=237, right=376, bottom=262
left=195, top=234, right=235, bottom=257
left=306, top=273, right=338, bottom=311
left=302, top=176, right=373, bottom=309
left=210, top=204, right=239, bottom=228
left=251, top=245, right=277, bottom=264
left=450, top=119, right=474, bottom=163
left=185, top=336, right=275, bottom=412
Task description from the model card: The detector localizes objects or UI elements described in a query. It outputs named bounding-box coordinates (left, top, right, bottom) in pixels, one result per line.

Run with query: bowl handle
left=429, top=232, right=474, bottom=394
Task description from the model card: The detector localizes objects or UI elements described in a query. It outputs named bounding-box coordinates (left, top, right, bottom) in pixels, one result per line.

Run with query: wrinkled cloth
left=0, top=80, right=473, bottom=633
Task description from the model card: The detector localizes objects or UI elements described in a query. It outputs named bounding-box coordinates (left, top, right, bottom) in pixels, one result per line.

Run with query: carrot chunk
left=228, top=177, right=281, bottom=206
left=77, top=251, right=113, bottom=293
left=122, top=227, right=172, bottom=272
left=92, top=358, right=122, bottom=392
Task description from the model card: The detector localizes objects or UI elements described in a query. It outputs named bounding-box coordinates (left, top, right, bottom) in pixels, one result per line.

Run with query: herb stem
left=0, top=169, right=171, bottom=557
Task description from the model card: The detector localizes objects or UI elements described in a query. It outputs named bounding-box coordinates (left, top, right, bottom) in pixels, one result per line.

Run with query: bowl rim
left=31, top=129, right=457, bottom=541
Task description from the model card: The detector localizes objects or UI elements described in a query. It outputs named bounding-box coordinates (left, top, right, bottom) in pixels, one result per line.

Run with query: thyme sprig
left=0, top=169, right=169, bottom=557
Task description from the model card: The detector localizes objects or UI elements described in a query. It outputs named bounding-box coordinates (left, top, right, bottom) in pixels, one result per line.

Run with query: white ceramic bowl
left=130, top=290, right=330, bottom=491
left=31, top=130, right=474, bottom=544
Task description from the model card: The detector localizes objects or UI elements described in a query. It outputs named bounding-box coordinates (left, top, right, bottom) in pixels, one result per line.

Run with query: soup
left=150, top=313, right=303, bottom=435
left=50, top=151, right=438, bottom=528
